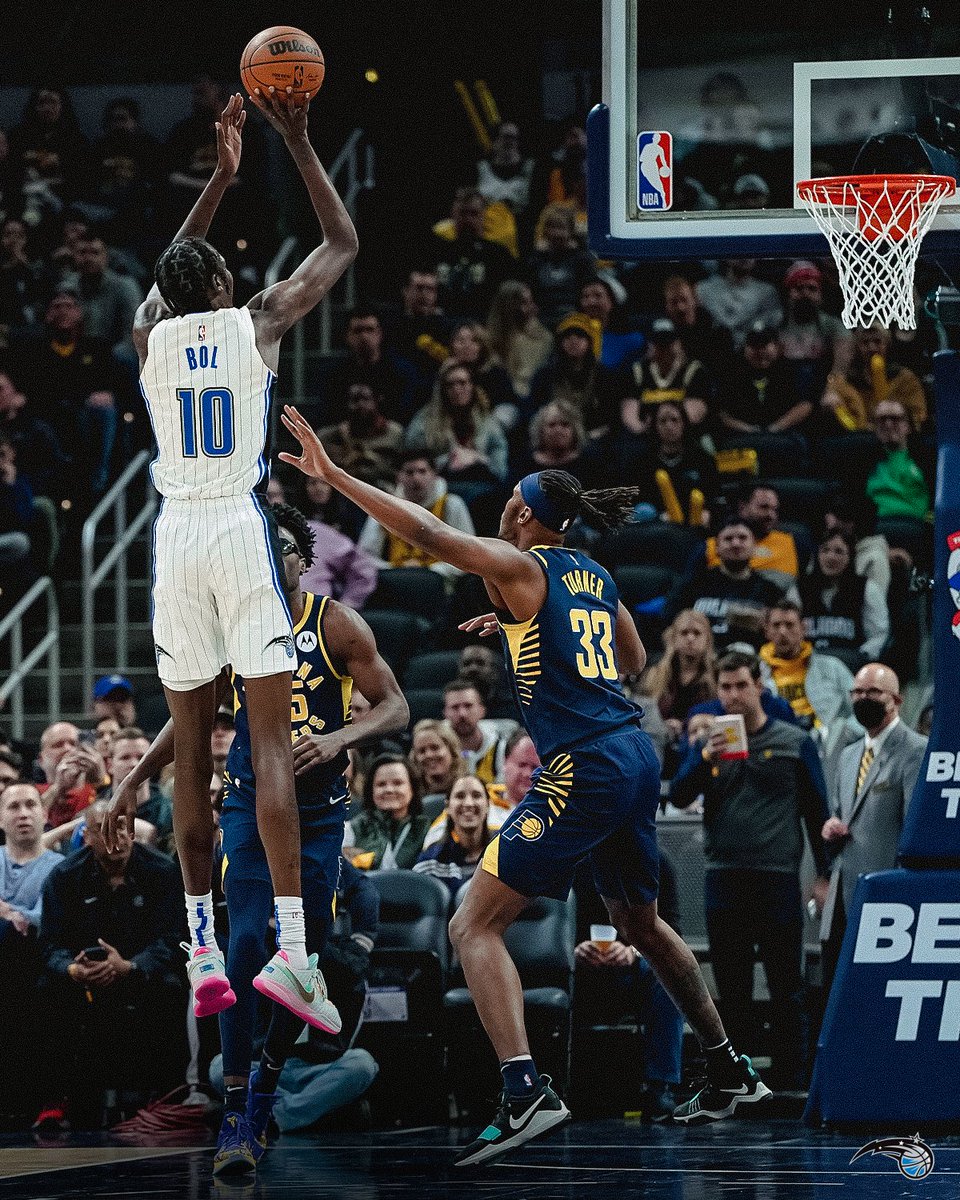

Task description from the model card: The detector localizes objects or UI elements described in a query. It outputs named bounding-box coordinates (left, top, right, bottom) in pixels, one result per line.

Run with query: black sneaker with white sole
left=455, top=1076, right=571, bottom=1168
left=672, top=1055, right=772, bottom=1124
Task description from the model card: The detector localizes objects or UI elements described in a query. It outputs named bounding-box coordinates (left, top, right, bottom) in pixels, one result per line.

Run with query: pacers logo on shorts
left=502, top=810, right=545, bottom=842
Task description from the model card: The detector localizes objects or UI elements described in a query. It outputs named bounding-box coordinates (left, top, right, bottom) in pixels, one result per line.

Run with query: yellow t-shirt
left=706, top=529, right=798, bottom=579
left=760, top=641, right=815, bottom=721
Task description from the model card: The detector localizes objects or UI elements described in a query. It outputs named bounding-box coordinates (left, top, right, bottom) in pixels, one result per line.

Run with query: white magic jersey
left=140, top=305, right=274, bottom=499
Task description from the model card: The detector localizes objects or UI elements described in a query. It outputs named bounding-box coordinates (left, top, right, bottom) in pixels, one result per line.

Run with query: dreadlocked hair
left=537, top=469, right=638, bottom=532
left=269, top=502, right=316, bottom=570
left=154, top=237, right=225, bottom=316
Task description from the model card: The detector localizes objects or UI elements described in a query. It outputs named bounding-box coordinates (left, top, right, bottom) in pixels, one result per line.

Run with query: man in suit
left=817, top=662, right=926, bottom=985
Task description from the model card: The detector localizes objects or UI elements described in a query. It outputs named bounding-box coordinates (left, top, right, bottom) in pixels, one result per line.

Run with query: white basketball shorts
left=151, top=495, right=295, bottom=689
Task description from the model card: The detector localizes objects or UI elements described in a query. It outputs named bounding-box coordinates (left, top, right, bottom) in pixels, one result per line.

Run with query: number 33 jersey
left=496, top=546, right=642, bottom=760
left=140, top=305, right=273, bottom=499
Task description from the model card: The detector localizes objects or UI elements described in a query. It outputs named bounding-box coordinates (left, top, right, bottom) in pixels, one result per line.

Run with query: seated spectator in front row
left=0, top=784, right=62, bottom=1119
left=823, top=324, right=927, bottom=433
left=358, top=448, right=475, bottom=581
left=865, top=398, right=932, bottom=523
left=443, top=678, right=517, bottom=786
left=642, top=610, right=717, bottom=744
left=344, top=755, right=431, bottom=871
left=704, top=483, right=801, bottom=583
left=405, top=359, right=509, bottom=498
left=800, top=529, right=889, bottom=665
left=718, top=322, right=813, bottom=435
left=36, top=801, right=187, bottom=1129
left=414, top=774, right=494, bottom=897
left=316, top=381, right=405, bottom=491
left=409, top=720, right=465, bottom=818
left=664, top=517, right=795, bottom=649
left=759, top=601, right=859, bottom=777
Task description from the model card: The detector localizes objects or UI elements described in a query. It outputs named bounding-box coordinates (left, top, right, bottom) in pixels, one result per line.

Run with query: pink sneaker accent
left=183, top=945, right=236, bottom=1017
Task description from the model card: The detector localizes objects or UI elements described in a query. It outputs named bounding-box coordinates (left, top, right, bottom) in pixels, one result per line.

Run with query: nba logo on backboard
left=637, top=132, right=673, bottom=211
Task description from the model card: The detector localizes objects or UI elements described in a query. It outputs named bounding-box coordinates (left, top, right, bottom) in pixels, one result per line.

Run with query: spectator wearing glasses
left=866, top=398, right=932, bottom=523
left=818, top=664, right=926, bottom=985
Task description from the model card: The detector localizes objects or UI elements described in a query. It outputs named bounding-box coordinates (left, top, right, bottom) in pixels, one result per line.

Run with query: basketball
left=240, top=27, right=324, bottom=103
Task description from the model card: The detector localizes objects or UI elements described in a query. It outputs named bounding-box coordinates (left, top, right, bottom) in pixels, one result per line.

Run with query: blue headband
left=519, top=473, right=571, bottom=533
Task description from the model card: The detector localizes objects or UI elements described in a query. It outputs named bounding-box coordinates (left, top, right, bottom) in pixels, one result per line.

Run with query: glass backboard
left=589, top=0, right=960, bottom=259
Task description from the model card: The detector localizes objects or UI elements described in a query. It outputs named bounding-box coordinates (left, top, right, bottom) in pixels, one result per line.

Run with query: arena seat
left=404, top=687, right=444, bottom=727
left=596, top=522, right=704, bottom=574
left=716, top=432, right=811, bottom=479
left=359, top=610, right=432, bottom=676
left=365, top=566, right=448, bottom=622
left=402, top=650, right=463, bottom=691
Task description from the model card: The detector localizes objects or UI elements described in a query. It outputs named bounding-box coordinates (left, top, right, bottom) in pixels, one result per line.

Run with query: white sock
left=274, top=896, right=308, bottom=969
left=185, top=892, right=218, bottom=955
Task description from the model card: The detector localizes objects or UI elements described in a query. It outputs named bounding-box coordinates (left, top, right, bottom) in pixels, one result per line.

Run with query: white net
left=796, top=175, right=954, bottom=331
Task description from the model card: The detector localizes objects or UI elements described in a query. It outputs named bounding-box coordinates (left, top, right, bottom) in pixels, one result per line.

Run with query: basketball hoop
left=796, top=173, right=955, bottom=330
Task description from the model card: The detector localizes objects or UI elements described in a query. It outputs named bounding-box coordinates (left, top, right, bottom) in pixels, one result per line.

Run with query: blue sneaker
left=212, top=1111, right=257, bottom=1176
left=245, top=1070, right=279, bottom=1162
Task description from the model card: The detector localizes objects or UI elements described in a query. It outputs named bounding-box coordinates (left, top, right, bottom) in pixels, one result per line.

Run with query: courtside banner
left=900, top=350, right=960, bottom=865
left=806, top=868, right=960, bottom=1123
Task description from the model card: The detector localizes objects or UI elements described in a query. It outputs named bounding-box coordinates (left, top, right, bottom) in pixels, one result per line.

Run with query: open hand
left=249, top=86, right=310, bottom=143
left=215, top=93, right=246, bottom=177
left=279, top=405, right=337, bottom=480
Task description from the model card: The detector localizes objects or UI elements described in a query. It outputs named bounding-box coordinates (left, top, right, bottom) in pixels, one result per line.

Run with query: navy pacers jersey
left=497, top=545, right=642, bottom=760
left=225, top=592, right=352, bottom=821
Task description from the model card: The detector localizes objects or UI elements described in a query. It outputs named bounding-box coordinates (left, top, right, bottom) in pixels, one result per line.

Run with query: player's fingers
left=277, top=452, right=303, bottom=468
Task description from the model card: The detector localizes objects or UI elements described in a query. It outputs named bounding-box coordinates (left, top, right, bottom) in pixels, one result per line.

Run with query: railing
left=0, top=577, right=60, bottom=741
left=81, top=450, right=158, bottom=704
left=265, top=127, right=375, bottom=427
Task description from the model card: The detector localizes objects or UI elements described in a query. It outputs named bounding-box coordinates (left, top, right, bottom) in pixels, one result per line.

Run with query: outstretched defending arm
left=247, top=89, right=358, bottom=338
left=278, top=405, right=542, bottom=606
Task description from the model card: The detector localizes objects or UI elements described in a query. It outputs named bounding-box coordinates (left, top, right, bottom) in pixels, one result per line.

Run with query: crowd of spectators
left=0, top=78, right=938, bottom=1130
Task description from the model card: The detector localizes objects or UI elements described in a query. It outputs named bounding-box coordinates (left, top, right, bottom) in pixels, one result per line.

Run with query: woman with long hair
left=414, top=774, right=493, bottom=897
left=405, top=358, right=509, bottom=487
left=800, top=528, right=889, bottom=663
left=643, top=609, right=718, bottom=740
left=448, top=319, right=519, bottom=430
left=487, top=280, right=552, bottom=401
left=632, top=401, right=718, bottom=526
left=343, top=754, right=430, bottom=871
left=409, top=719, right=465, bottom=816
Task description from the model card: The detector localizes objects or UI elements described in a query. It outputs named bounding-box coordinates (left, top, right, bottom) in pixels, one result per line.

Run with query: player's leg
left=164, top=680, right=236, bottom=1018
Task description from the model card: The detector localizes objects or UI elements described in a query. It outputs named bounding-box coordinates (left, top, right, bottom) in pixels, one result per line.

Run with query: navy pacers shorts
left=482, top=724, right=661, bottom=905
left=220, top=776, right=343, bottom=939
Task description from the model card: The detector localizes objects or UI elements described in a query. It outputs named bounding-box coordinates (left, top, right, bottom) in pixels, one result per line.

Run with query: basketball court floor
left=1, top=1119, right=958, bottom=1199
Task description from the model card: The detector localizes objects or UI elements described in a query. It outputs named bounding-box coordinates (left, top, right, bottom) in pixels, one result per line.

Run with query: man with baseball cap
left=778, top=261, right=851, bottom=396
left=92, top=675, right=136, bottom=729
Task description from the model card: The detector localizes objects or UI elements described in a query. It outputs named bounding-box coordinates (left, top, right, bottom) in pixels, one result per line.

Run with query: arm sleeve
left=860, top=578, right=890, bottom=658
left=798, top=736, right=831, bottom=876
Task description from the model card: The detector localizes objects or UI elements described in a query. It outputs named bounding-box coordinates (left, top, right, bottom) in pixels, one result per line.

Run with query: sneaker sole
left=455, top=1104, right=572, bottom=1168
left=194, top=979, right=236, bottom=1018
left=252, top=975, right=342, bottom=1033
left=673, top=1082, right=773, bottom=1124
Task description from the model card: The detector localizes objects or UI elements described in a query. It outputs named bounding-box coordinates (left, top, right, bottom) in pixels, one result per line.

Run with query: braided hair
left=537, top=469, right=637, bottom=532
left=154, top=237, right=226, bottom=316
left=270, top=502, right=317, bottom=569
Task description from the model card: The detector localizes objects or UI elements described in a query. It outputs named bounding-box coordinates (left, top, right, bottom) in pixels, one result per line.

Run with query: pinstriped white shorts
left=151, top=494, right=294, bottom=689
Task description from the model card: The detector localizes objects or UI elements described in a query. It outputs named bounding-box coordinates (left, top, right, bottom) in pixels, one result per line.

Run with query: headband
left=519, top=472, right=571, bottom=533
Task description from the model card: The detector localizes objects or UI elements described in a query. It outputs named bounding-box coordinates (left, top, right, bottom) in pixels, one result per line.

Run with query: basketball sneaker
left=672, top=1055, right=772, bottom=1124
left=245, top=1070, right=279, bottom=1163
left=454, top=1076, right=571, bottom=1168
left=252, top=950, right=341, bottom=1032
left=212, top=1111, right=257, bottom=1176
left=181, top=943, right=236, bottom=1018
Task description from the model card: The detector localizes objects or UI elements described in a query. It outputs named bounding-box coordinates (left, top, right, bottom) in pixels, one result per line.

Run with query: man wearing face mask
left=817, top=663, right=926, bottom=985
left=777, top=261, right=851, bottom=403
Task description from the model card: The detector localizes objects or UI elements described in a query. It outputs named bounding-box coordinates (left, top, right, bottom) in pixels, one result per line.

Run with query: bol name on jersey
left=225, top=593, right=353, bottom=822
left=497, top=545, right=641, bottom=759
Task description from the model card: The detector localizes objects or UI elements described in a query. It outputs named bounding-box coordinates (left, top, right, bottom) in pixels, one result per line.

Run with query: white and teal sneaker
left=252, top=950, right=341, bottom=1033
left=455, top=1076, right=571, bottom=1168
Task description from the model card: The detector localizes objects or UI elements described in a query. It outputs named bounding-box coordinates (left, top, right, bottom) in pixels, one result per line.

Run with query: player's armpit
left=324, top=602, right=409, bottom=739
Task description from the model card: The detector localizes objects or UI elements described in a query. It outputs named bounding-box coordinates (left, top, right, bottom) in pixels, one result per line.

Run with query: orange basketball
left=240, top=26, right=324, bottom=102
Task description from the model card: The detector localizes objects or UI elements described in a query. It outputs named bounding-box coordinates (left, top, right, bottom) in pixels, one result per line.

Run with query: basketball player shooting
left=103, top=89, right=358, bottom=1030
left=278, top=411, right=771, bottom=1166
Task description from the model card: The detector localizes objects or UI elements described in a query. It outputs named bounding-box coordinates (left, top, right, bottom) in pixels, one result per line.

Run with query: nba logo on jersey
left=198, top=323, right=206, bottom=342
left=637, top=132, right=672, bottom=211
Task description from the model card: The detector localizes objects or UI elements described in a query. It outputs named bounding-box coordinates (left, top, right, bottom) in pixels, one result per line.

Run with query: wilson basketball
left=240, top=27, right=324, bottom=102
